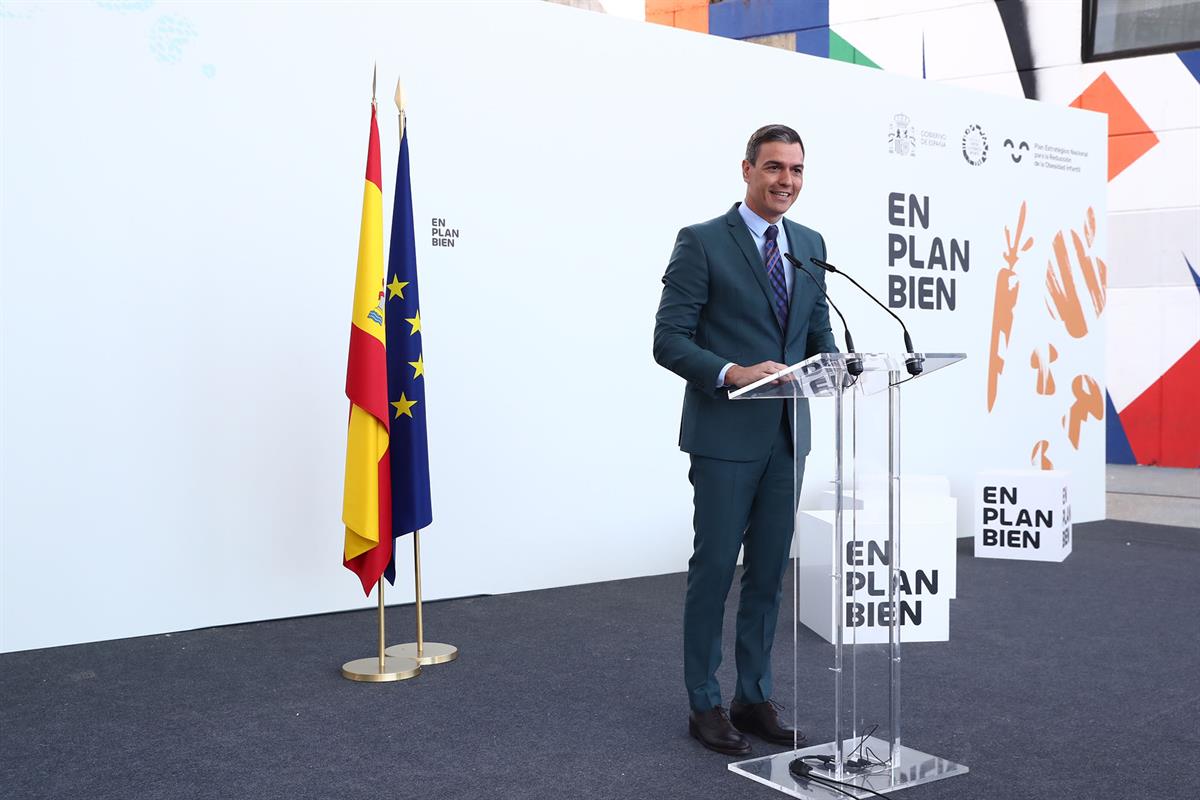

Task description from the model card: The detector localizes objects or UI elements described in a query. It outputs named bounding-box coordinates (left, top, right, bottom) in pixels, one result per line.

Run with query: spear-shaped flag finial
left=395, top=77, right=406, bottom=140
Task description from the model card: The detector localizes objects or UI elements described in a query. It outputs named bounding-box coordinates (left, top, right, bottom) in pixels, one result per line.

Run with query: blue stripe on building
left=709, top=0, right=829, bottom=43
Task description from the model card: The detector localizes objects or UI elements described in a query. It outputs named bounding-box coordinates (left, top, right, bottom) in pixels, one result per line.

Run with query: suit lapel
left=783, top=217, right=810, bottom=342
left=725, top=205, right=776, bottom=313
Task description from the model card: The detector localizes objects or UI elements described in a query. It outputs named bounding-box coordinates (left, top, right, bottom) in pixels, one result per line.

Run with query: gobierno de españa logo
left=889, top=113, right=917, bottom=157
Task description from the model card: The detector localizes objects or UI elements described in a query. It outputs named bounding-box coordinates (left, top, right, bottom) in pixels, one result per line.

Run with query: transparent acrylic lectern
left=726, top=352, right=968, bottom=799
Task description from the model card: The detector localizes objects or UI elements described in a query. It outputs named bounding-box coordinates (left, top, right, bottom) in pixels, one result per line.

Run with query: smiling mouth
left=770, top=191, right=791, bottom=199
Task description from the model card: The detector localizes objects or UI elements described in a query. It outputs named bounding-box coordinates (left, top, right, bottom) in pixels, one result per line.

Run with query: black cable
left=887, top=373, right=919, bottom=389
left=810, top=773, right=895, bottom=800
left=826, top=778, right=894, bottom=800
left=845, top=723, right=878, bottom=763
left=805, top=777, right=862, bottom=800
left=863, top=743, right=889, bottom=767
left=790, top=755, right=898, bottom=800
left=787, top=761, right=861, bottom=800
left=847, top=723, right=890, bottom=769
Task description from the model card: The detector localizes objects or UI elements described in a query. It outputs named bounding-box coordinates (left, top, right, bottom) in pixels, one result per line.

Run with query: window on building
left=1083, top=0, right=1200, bottom=61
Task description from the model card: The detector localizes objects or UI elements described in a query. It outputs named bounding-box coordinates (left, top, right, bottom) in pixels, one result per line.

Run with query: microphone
left=783, top=252, right=863, bottom=378
left=809, top=257, right=924, bottom=377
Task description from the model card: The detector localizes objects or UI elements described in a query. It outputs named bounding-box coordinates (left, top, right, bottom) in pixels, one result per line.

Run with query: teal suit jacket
left=653, top=203, right=838, bottom=461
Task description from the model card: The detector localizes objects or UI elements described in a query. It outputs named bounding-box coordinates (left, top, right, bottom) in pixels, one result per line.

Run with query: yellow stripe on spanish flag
left=342, top=103, right=393, bottom=594
left=349, top=170, right=386, bottom=348
left=343, top=405, right=388, bottom=561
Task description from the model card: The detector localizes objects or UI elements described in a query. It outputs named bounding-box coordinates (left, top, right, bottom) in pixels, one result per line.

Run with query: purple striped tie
left=764, top=224, right=789, bottom=330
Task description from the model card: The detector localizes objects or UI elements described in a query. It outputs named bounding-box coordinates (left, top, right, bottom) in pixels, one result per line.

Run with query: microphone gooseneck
left=809, top=257, right=924, bottom=376
left=783, top=252, right=863, bottom=378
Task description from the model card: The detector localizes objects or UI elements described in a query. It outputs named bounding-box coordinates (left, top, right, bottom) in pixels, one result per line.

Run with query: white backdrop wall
left=0, top=1, right=1107, bottom=652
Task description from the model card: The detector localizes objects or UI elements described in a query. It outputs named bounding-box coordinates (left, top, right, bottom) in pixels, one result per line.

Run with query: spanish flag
left=342, top=103, right=393, bottom=595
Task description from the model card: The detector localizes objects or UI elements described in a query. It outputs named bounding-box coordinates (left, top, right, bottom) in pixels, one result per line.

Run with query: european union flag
left=383, top=119, right=432, bottom=583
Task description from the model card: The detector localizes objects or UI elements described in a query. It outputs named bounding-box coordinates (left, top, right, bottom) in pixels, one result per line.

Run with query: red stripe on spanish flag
left=365, top=115, right=382, bottom=190
left=345, top=324, right=390, bottom=422
left=343, top=104, right=393, bottom=595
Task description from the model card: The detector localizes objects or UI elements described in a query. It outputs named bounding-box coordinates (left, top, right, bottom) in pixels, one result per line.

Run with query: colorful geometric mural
left=1070, top=72, right=1158, bottom=181
left=646, top=0, right=1200, bottom=468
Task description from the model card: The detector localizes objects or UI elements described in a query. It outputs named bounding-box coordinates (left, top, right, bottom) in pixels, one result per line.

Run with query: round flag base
left=386, top=641, right=458, bottom=666
left=340, top=655, right=421, bottom=682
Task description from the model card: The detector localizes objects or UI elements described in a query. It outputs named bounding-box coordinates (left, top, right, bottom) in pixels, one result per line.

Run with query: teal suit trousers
left=685, top=416, right=803, bottom=711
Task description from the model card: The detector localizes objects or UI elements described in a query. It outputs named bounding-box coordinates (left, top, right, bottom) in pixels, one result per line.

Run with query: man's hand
left=725, top=361, right=789, bottom=388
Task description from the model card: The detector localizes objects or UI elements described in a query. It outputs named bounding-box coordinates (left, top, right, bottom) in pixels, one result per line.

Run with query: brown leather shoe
left=689, top=706, right=752, bottom=755
left=730, top=700, right=807, bottom=746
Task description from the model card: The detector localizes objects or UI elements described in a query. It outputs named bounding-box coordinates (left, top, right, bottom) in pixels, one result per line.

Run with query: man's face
left=742, top=141, right=805, bottom=222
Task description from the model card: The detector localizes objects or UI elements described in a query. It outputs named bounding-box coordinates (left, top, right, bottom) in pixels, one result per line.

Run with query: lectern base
left=729, top=738, right=968, bottom=799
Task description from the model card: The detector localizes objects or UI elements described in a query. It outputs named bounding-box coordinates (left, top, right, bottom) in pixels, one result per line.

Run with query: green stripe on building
left=829, top=30, right=880, bottom=68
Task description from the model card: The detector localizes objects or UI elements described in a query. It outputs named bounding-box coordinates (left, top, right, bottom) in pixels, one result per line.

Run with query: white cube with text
left=975, top=470, right=1072, bottom=562
left=797, top=482, right=957, bottom=644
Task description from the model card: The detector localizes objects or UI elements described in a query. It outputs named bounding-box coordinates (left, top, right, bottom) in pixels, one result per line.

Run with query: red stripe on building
left=1119, top=340, right=1200, bottom=467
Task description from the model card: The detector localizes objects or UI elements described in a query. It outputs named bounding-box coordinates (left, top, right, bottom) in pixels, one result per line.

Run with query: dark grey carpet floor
left=3, top=520, right=1199, bottom=800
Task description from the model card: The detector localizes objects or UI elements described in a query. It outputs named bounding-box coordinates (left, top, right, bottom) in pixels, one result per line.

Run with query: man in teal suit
left=653, top=124, right=837, bottom=755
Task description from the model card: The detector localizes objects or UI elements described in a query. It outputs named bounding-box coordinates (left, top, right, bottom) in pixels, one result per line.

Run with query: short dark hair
left=745, top=124, right=805, bottom=164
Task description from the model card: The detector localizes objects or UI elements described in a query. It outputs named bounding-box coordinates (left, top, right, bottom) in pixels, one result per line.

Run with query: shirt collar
left=738, top=202, right=785, bottom=240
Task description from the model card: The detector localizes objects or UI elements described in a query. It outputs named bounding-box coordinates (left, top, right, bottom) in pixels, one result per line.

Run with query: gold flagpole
left=414, top=530, right=424, bottom=652
left=378, top=576, right=387, bottom=669
left=387, top=529, right=458, bottom=665
left=342, top=579, right=422, bottom=682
